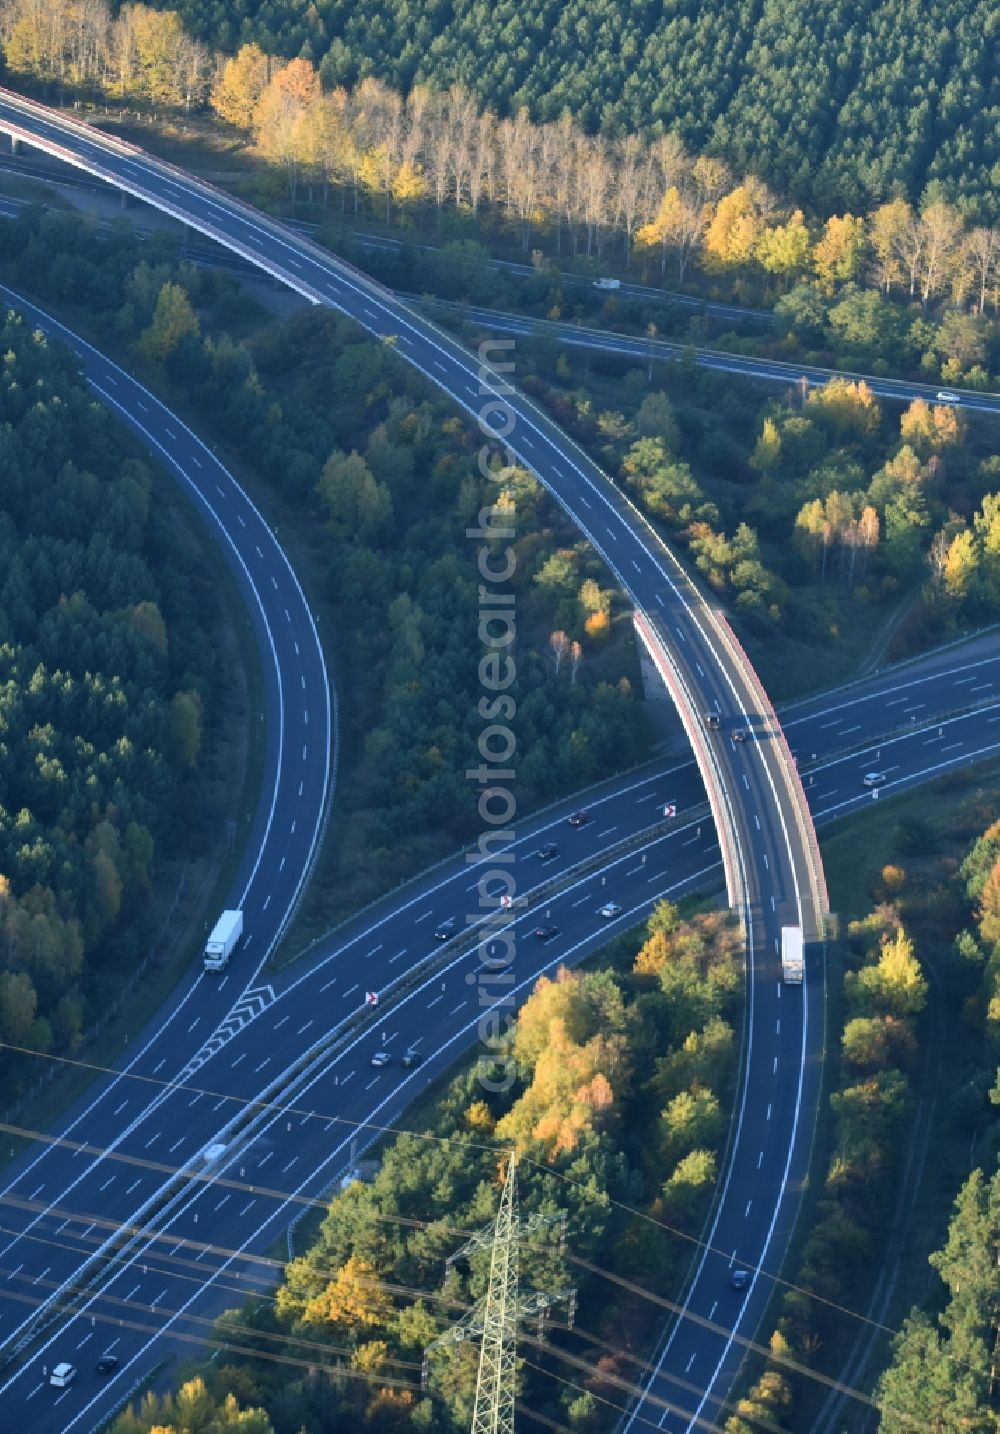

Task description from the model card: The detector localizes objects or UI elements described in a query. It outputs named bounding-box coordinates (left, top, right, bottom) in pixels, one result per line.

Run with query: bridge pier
left=633, top=623, right=683, bottom=742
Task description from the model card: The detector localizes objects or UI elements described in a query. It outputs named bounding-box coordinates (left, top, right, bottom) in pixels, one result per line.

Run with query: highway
left=0, top=267, right=995, bottom=1430
left=0, top=147, right=771, bottom=328
left=0, top=88, right=933, bottom=1432
left=0, top=284, right=333, bottom=1377
left=0, top=172, right=987, bottom=418
left=0, top=296, right=992, bottom=1432
left=432, top=300, right=1000, bottom=416
left=0, top=585, right=997, bottom=1434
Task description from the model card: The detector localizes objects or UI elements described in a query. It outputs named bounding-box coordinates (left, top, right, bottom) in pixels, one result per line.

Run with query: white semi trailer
left=781, top=925, right=804, bottom=984
left=204, top=909, right=243, bottom=972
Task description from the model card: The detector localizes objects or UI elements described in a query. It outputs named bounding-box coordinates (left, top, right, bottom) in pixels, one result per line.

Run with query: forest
left=108, top=902, right=748, bottom=1433
left=4, top=8, right=1000, bottom=1426
left=0, top=205, right=653, bottom=917
left=707, top=778, right=1000, bottom=1432
left=3, top=0, right=1000, bottom=290
left=3, top=0, right=997, bottom=409
left=24, top=0, right=997, bottom=219
left=0, top=300, right=214, bottom=1092
left=482, top=306, right=1000, bottom=693
left=869, top=810, right=1000, bottom=1430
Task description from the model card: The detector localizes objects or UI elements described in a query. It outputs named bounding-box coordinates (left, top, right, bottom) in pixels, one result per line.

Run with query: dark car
left=95, top=1355, right=119, bottom=1375
left=704, top=713, right=721, bottom=731
left=533, top=925, right=559, bottom=942
left=567, top=810, right=590, bottom=827
left=401, top=1048, right=423, bottom=1068
left=730, top=1268, right=750, bottom=1292
left=434, top=917, right=458, bottom=941
left=732, top=729, right=747, bottom=743
left=537, top=842, right=559, bottom=861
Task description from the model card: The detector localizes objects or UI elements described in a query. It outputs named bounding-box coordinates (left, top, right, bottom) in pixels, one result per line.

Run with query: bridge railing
left=0, top=87, right=829, bottom=933
left=633, top=609, right=745, bottom=912
left=712, top=614, right=830, bottom=923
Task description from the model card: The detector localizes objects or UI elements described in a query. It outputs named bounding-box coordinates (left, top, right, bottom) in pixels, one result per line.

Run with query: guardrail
left=795, top=694, right=1000, bottom=774
left=633, top=609, right=743, bottom=910
left=0, top=799, right=711, bottom=1368
left=0, top=114, right=334, bottom=309
left=85, top=1359, right=167, bottom=1434
left=712, top=613, right=830, bottom=922
left=416, top=293, right=1000, bottom=406
left=274, top=741, right=676, bottom=972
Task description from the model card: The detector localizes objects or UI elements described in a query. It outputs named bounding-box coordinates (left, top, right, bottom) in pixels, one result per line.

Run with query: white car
left=599, top=901, right=623, bottom=919
left=862, top=771, right=886, bottom=788
left=371, top=1050, right=391, bottom=1067
left=935, top=390, right=961, bottom=403
left=49, top=1363, right=77, bottom=1388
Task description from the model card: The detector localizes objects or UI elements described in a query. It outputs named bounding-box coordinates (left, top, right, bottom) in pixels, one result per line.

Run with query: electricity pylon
left=424, top=1152, right=575, bottom=1434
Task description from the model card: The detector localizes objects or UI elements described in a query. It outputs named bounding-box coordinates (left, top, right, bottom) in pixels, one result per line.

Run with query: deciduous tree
left=210, top=42, right=269, bottom=131
left=813, top=213, right=866, bottom=289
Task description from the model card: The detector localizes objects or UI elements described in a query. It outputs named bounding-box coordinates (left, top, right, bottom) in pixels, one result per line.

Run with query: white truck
left=204, top=909, right=243, bottom=971
left=780, top=925, right=804, bottom=984
left=593, top=276, right=621, bottom=290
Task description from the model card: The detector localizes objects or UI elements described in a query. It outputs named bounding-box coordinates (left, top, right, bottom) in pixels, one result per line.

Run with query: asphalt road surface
left=0, top=147, right=772, bottom=327
left=0, top=282, right=332, bottom=1386
left=438, top=299, right=1000, bottom=417
left=0, top=637, right=997, bottom=1431
left=0, top=91, right=984, bottom=1433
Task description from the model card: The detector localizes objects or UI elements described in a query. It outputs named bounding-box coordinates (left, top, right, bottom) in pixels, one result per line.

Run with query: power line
left=0, top=1206, right=917, bottom=1434
left=0, top=1203, right=711, bottom=1398
left=0, top=1249, right=734, bottom=1434
left=0, top=1034, right=928, bottom=1356
left=0, top=1231, right=737, bottom=1430
left=0, top=1044, right=913, bottom=1351
left=0, top=1114, right=904, bottom=1418
left=521, top=1151, right=913, bottom=1344
left=0, top=1050, right=930, bottom=1427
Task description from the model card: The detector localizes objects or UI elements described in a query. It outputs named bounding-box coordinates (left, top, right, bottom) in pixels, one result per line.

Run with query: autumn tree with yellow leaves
left=492, top=966, right=630, bottom=1158
left=278, top=1252, right=394, bottom=1331
left=703, top=184, right=766, bottom=270
left=107, top=1377, right=275, bottom=1433
left=805, top=378, right=881, bottom=440
left=756, top=209, right=812, bottom=283
left=899, top=397, right=964, bottom=455
left=636, top=184, right=708, bottom=280
left=210, top=42, right=269, bottom=131
left=0, top=0, right=210, bottom=106
left=813, top=213, right=867, bottom=289
left=2, top=5, right=997, bottom=316
left=251, top=56, right=321, bottom=199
